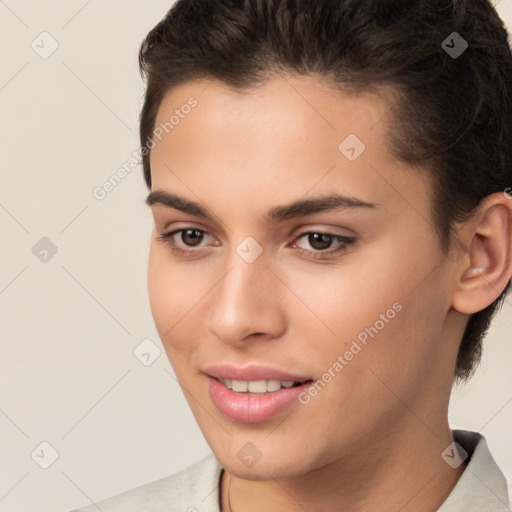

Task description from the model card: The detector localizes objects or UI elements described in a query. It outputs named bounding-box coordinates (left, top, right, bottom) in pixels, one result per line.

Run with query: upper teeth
left=219, top=378, right=299, bottom=393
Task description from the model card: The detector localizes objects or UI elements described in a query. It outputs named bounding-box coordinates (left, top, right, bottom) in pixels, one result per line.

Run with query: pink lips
left=205, top=364, right=313, bottom=423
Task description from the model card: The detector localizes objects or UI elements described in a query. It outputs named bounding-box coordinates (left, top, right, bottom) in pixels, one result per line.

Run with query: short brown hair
left=138, top=0, right=512, bottom=382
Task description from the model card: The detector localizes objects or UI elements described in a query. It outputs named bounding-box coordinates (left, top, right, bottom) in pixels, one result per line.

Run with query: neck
left=220, top=418, right=466, bottom=512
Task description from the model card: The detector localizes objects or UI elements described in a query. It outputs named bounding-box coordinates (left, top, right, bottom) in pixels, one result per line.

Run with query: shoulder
left=69, top=453, right=223, bottom=512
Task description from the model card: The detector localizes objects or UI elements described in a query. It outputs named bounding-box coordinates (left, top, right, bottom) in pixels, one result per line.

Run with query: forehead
left=148, top=75, right=429, bottom=221
left=151, top=75, right=397, bottom=164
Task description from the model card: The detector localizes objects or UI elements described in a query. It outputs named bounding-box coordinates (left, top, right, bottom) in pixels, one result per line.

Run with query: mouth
left=205, top=368, right=314, bottom=423
left=216, top=377, right=308, bottom=394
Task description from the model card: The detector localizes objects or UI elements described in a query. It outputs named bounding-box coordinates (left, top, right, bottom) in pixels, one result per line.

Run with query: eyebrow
left=145, top=189, right=378, bottom=223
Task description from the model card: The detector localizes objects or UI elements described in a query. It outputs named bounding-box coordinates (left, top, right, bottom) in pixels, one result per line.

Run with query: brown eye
left=156, top=228, right=214, bottom=253
left=307, top=233, right=334, bottom=250
left=292, top=231, right=356, bottom=257
left=180, top=229, right=205, bottom=247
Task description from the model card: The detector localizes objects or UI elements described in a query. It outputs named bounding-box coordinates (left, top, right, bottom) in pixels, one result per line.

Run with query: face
left=146, top=75, right=461, bottom=480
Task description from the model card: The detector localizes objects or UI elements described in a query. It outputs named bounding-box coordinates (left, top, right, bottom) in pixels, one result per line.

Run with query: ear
left=451, top=191, right=512, bottom=315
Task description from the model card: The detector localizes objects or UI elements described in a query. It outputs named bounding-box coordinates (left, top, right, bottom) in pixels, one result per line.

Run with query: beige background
left=0, top=1, right=511, bottom=511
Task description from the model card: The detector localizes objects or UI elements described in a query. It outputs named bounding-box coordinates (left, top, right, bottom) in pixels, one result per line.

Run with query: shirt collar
left=438, top=429, right=510, bottom=511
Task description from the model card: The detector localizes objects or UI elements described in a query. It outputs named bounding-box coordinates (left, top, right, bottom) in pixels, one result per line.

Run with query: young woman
left=73, top=0, right=512, bottom=510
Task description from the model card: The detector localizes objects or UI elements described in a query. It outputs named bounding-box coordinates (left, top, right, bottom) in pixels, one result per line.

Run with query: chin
left=208, top=435, right=320, bottom=480
left=224, top=457, right=309, bottom=481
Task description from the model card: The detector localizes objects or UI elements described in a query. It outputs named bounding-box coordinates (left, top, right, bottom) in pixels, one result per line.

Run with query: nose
left=206, top=251, right=287, bottom=346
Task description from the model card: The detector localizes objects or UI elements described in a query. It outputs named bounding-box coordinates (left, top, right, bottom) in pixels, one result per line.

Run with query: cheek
left=353, top=289, right=445, bottom=415
left=147, top=244, right=204, bottom=360
left=285, top=245, right=445, bottom=388
left=281, top=254, right=401, bottom=346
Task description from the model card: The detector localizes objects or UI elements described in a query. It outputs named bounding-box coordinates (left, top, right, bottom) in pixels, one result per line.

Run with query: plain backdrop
left=0, top=1, right=511, bottom=511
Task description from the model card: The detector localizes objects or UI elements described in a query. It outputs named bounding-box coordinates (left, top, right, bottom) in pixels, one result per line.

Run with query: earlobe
left=452, top=193, right=512, bottom=315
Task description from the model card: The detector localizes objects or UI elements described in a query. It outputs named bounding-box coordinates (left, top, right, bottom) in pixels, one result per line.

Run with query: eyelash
left=156, top=228, right=356, bottom=259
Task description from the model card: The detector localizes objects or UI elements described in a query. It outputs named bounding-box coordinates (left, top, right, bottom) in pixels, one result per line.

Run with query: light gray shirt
left=71, top=430, right=510, bottom=511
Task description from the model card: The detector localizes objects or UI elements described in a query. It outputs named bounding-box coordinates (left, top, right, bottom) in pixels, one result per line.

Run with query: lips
left=204, top=364, right=313, bottom=423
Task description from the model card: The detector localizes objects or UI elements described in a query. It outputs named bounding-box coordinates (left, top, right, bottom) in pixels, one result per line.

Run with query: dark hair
left=138, top=0, right=512, bottom=383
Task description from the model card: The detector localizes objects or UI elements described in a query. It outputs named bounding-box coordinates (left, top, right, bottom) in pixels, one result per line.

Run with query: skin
left=146, top=74, right=512, bottom=512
